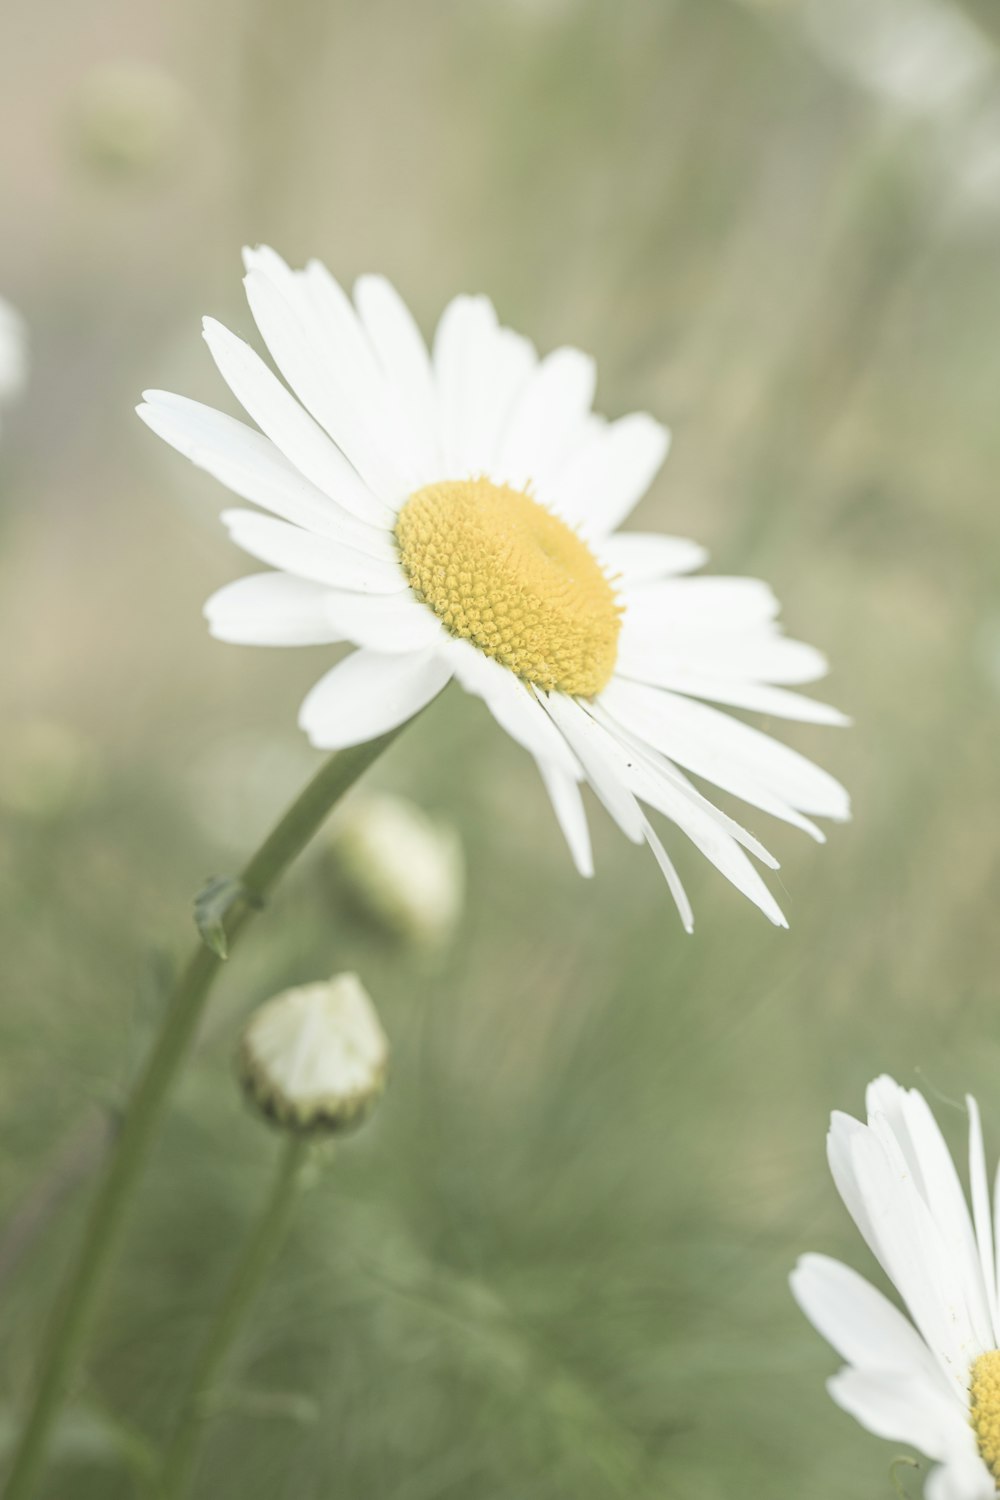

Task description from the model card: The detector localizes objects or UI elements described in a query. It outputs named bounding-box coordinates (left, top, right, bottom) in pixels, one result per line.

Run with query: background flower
left=0, top=296, right=26, bottom=428
left=793, top=1078, right=1000, bottom=1500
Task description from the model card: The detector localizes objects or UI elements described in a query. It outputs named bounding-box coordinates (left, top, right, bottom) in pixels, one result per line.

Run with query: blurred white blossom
left=803, top=0, right=993, bottom=116
left=0, top=296, right=26, bottom=424
left=329, top=794, right=465, bottom=950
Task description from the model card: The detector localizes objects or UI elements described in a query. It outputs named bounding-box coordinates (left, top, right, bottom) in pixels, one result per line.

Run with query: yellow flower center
left=394, top=477, right=621, bottom=697
left=971, top=1351, right=1000, bottom=1481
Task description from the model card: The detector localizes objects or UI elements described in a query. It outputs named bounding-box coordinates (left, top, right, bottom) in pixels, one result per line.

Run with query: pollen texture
left=395, top=478, right=621, bottom=697
left=971, top=1350, right=1000, bottom=1481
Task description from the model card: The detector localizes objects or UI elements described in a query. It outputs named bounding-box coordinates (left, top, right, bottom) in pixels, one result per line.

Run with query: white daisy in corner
left=138, top=247, right=850, bottom=929
left=792, top=1076, right=1000, bottom=1499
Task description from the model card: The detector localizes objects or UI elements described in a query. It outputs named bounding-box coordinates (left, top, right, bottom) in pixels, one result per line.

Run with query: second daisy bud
left=328, top=793, right=464, bottom=949
left=239, top=973, right=388, bottom=1137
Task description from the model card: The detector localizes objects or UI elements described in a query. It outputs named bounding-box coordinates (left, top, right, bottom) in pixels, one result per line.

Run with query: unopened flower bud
left=329, top=794, right=464, bottom=948
left=239, top=974, right=388, bottom=1137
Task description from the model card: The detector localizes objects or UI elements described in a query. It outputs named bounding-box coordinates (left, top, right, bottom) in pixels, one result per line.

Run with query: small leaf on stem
left=193, top=875, right=261, bottom=959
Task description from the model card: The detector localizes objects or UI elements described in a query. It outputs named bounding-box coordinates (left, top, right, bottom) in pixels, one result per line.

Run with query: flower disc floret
left=972, top=1350, right=1000, bottom=1482
left=395, top=477, right=621, bottom=697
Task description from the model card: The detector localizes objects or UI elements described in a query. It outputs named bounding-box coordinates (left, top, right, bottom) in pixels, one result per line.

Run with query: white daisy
left=138, top=247, right=850, bottom=929
left=0, top=295, right=27, bottom=423
left=792, top=1076, right=1000, bottom=1500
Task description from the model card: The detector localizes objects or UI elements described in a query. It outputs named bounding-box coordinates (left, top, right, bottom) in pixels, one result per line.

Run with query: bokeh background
left=2, top=0, right=1000, bottom=1495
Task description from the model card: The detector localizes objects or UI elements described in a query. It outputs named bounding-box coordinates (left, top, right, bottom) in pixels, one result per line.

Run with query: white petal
left=925, top=1452, right=997, bottom=1500
left=827, top=1110, right=882, bottom=1262
left=720, top=634, right=829, bottom=686
left=478, top=328, right=539, bottom=472
left=791, top=1254, right=945, bottom=1384
left=549, top=413, right=671, bottom=537
left=299, top=648, right=452, bottom=750
left=219, top=510, right=406, bottom=595
left=636, top=778, right=787, bottom=926
left=864, top=1079, right=993, bottom=1352
left=967, top=1095, right=999, bottom=1341
left=201, top=318, right=393, bottom=528
left=588, top=703, right=781, bottom=870
left=599, top=678, right=850, bottom=826
left=542, top=695, right=646, bottom=844
left=443, top=639, right=581, bottom=780
left=291, top=253, right=438, bottom=482
left=284, top=257, right=438, bottom=485
left=536, top=760, right=594, bottom=878
left=624, top=631, right=830, bottom=688
left=433, top=294, right=504, bottom=477
left=243, top=268, right=416, bottom=503
left=137, top=393, right=396, bottom=561
left=630, top=632, right=830, bottom=688
left=847, top=1124, right=982, bottom=1397
left=496, top=346, right=596, bottom=492
left=300, top=257, right=383, bottom=388
left=615, top=579, right=846, bottom=719
left=638, top=815, right=694, bottom=932
left=828, top=1368, right=974, bottom=1465
left=620, top=576, right=781, bottom=636
left=586, top=704, right=788, bottom=926
left=242, top=248, right=383, bottom=400
left=354, top=273, right=439, bottom=469
left=615, top=665, right=850, bottom=726
left=598, top=532, right=708, bottom=584
left=321, top=590, right=445, bottom=655
left=205, top=573, right=347, bottom=646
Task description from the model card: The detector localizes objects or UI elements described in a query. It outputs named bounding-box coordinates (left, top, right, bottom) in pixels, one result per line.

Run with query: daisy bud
left=239, top=974, right=388, bottom=1138
left=329, top=794, right=464, bottom=949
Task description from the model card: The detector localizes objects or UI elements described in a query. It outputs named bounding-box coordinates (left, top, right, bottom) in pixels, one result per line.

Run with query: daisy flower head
left=138, top=248, right=850, bottom=929
left=792, top=1077, right=1000, bottom=1500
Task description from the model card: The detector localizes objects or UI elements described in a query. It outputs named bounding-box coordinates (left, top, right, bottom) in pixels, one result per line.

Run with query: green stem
left=3, top=728, right=404, bottom=1500
left=158, top=1136, right=311, bottom=1500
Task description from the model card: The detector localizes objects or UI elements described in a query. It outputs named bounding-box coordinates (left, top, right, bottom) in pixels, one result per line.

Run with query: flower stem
left=3, top=729, right=405, bottom=1500
left=158, top=1135, right=311, bottom=1500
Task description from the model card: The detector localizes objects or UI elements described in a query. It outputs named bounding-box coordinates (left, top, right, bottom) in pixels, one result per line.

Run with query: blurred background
left=2, top=0, right=1000, bottom=1495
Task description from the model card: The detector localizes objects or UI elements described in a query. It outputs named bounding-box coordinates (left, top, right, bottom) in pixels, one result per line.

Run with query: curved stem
left=159, top=1136, right=311, bottom=1500
left=3, top=728, right=405, bottom=1500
